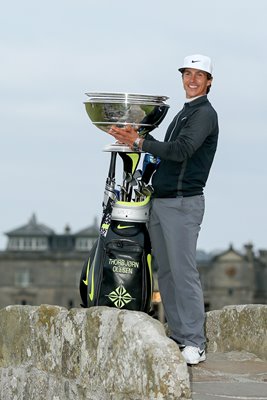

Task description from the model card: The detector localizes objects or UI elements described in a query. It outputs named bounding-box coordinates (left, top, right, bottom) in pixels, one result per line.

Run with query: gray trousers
left=148, top=196, right=206, bottom=349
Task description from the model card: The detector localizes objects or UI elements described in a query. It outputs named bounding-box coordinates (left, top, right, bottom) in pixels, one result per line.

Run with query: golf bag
left=79, top=151, right=157, bottom=313
left=79, top=219, right=152, bottom=312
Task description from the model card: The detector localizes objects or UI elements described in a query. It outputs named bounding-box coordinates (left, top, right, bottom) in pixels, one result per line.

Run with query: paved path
left=189, top=351, right=267, bottom=400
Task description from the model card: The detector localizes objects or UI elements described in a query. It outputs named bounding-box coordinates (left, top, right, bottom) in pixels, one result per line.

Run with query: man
left=108, top=54, right=219, bottom=365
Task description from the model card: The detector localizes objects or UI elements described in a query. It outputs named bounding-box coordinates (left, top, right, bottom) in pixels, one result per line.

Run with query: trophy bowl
left=84, top=92, right=170, bottom=146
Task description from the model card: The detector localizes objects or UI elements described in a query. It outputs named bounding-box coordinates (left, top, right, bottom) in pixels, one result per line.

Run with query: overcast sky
left=1, top=0, right=266, bottom=254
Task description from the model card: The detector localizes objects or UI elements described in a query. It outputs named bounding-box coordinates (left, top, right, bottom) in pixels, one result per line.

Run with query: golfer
left=109, top=54, right=219, bottom=365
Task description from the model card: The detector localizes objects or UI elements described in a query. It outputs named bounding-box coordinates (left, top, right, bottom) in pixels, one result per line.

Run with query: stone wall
left=0, top=305, right=191, bottom=400
left=205, top=304, right=267, bottom=360
left=0, top=304, right=266, bottom=400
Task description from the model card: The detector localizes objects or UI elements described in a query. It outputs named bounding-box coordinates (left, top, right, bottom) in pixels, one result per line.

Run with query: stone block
left=205, top=304, right=267, bottom=359
left=0, top=305, right=191, bottom=400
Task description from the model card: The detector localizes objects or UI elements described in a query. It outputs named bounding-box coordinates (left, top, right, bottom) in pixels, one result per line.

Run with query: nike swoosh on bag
left=83, top=258, right=90, bottom=286
left=117, top=224, right=135, bottom=229
left=88, top=258, right=96, bottom=301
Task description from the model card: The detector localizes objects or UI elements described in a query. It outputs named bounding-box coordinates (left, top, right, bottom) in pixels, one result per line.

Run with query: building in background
left=0, top=215, right=266, bottom=320
left=0, top=214, right=98, bottom=309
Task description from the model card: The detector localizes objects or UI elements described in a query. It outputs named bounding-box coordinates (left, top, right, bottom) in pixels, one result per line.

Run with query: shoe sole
left=187, top=354, right=206, bottom=365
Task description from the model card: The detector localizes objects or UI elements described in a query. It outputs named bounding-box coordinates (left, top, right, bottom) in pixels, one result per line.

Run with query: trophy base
left=103, top=143, right=144, bottom=153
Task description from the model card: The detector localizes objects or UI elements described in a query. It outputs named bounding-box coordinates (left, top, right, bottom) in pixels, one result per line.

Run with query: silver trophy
left=84, top=92, right=169, bottom=152
left=84, top=92, right=170, bottom=225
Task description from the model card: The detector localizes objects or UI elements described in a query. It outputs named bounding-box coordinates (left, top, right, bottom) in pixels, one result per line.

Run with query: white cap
left=179, top=54, right=213, bottom=75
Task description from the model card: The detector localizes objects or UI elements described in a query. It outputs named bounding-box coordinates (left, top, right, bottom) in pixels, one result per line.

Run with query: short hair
left=206, top=73, right=212, bottom=94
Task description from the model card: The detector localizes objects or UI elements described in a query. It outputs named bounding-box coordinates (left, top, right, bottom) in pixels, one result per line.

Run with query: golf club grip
left=108, top=152, right=117, bottom=179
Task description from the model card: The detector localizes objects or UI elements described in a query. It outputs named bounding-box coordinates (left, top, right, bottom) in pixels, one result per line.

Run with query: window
left=15, top=269, right=31, bottom=288
left=75, top=238, right=96, bottom=251
left=8, top=237, right=48, bottom=251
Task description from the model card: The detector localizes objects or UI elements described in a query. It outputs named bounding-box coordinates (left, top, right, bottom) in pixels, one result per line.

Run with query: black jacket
left=142, top=95, right=219, bottom=197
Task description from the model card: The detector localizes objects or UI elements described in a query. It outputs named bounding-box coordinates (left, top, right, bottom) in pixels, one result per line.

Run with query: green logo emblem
left=107, top=284, right=134, bottom=308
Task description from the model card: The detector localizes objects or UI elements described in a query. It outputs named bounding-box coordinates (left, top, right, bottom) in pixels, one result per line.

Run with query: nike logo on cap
left=191, top=60, right=200, bottom=63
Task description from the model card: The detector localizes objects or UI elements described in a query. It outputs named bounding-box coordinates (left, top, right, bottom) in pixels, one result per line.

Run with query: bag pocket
left=98, top=239, right=146, bottom=310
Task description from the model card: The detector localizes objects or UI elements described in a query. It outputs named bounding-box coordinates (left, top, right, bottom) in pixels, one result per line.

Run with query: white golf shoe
left=181, top=346, right=206, bottom=365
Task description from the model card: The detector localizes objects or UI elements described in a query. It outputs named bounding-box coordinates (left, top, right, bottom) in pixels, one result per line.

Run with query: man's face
left=182, top=68, right=212, bottom=99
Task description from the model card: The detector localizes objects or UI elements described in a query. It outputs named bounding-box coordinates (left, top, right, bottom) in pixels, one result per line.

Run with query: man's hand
left=108, top=125, right=139, bottom=147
